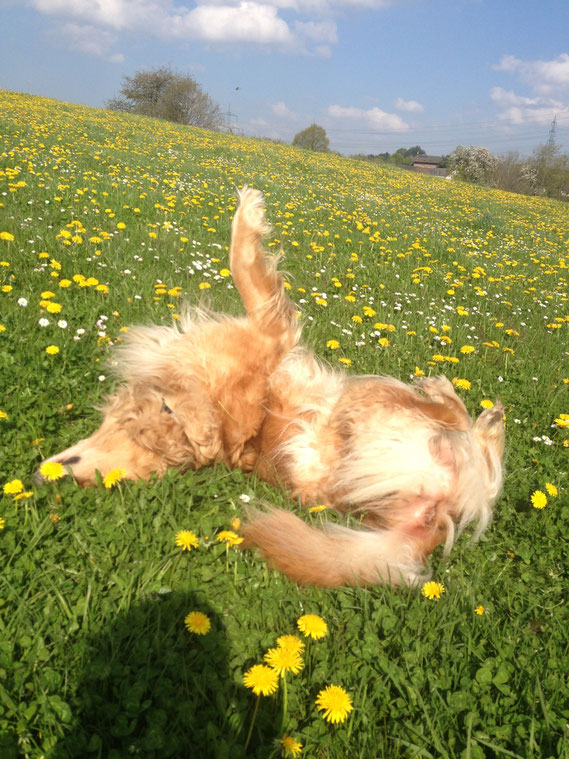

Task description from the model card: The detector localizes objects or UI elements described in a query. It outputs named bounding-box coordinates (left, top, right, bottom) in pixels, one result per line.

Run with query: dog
left=38, top=188, right=505, bottom=587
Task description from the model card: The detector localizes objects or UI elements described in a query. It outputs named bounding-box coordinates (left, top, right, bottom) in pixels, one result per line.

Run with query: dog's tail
left=230, top=187, right=300, bottom=345
left=240, top=507, right=426, bottom=587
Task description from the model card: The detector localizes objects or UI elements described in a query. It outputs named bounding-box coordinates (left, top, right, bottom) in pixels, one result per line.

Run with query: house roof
left=412, top=155, right=443, bottom=164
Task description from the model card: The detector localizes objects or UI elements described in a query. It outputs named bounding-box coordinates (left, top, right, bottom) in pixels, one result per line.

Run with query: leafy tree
left=292, top=124, right=330, bottom=152
left=449, top=145, right=499, bottom=184
left=106, top=67, right=224, bottom=130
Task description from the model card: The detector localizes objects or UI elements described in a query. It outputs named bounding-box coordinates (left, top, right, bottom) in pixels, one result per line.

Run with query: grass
left=0, top=89, right=568, bottom=759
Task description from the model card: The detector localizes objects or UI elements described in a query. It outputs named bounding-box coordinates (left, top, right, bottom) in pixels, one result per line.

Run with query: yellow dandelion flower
left=199, top=282, right=211, bottom=290
left=280, top=735, right=303, bottom=757
left=184, top=611, right=211, bottom=635
left=3, top=479, right=24, bottom=495
left=216, top=530, right=244, bottom=546
left=326, top=339, right=340, bottom=350
left=460, top=345, right=475, bottom=354
left=14, top=491, right=34, bottom=501
left=338, top=357, right=352, bottom=366
left=231, top=517, right=241, bottom=530
left=315, top=684, right=353, bottom=724
left=45, top=345, right=60, bottom=355
left=0, top=232, right=14, bottom=241
left=452, top=378, right=471, bottom=391
left=46, top=302, right=62, bottom=314
left=297, top=614, right=328, bottom=640
left=219, top=268, right=231, bottom=277
left=275, top=635, right=305, bottom=654
left=243, top=664, right=279, bottom=696
left=378, top=337, right=389, bottom=348
left=175, top=529, right=199, bottom=551
left=545, top=482, right=558, bottom=497
left=475, top=605, right=485, bottom=615
left=531, top=491, right=547, bottom=510
left=309, top=504, right=328, bottom=513
left=421, top=581, right=445, bottom=600
left=480, top=399, right=494, bottom=409
left=39, top=461, right=65, bottom=481
left=264, top=646, right=304, bottom=677
left=102, top=468, right=126, bottom=489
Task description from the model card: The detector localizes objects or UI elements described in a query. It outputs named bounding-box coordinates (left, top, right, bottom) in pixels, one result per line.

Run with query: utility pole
left=223, top=104, right=238, bottom=133
left=546, top=114, right=557, bottom=149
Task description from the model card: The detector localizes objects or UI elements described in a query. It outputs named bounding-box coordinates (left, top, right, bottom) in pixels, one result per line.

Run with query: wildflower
left=46, top=302, right=62, bottom=314
left=297, top=614, right=328, bottom=640
left=239, top=493, right=251, bottom=503
left=460, top=345, right=475, bottom=354
left=326, top=339, right=340, bottom=350
left=199, top=282, right=211, bottom=290
left=57, top=320, right=68, bottom=329
left=315, top=684, right=353, bottom=724
left=0, top=232, right=14, bottom=241
left=480, top=399, right=494, bottom=409
left=264, top=646, right=304, bottom=677
left=243, top=664, right=279, bottom=696
left=216, top=530, right=244, bottom=546
left=39, top=461, right=65, bottom=481
left=0, top=517, right=5, bottom=530
left=45, top=345, right=60, bottom=355
left=219, top=268, right=231, bottom=277
left=184, top=611, right=211, bottom=635
left=38, top=318, right=50, bottom=327
left=3, top=479, right=24, bottom=495
left=231, top=517, right=241, bottom=530
left=338, top=356, right=352, bottom=366
left=475, top=605, right=485, bottom=615
left=175, top=529, right=199, bottom=551
left=531, top=491, right=547, bottom=510
left=102, top=468, right=126, bottom=489
left=452, top=378, right=471, bottom=391
left=17, top=297, right=28, bottom=307
left=554, top=414, right=569, bottom=428
left=309, top=504, right=327, bottom=513
left=0, top=409, right=8, bottom=421
left=545, top=482, right=558, bottom=497
left=280, top=735, right=302, bottom=757
left=275, top=635, right=305, bottom=654
left=421, top=581, right=445, bottom=600
left=378, top=337, right=390, bottom=348
left=14, top=491, right=34, bottom=501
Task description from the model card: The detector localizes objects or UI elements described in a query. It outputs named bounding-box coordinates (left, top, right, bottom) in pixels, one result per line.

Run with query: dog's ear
left=473, top=402, right=505, bottom=459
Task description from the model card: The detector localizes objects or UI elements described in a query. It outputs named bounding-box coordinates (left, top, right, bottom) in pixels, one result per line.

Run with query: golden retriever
left=39, top=188, right=505, bottom=587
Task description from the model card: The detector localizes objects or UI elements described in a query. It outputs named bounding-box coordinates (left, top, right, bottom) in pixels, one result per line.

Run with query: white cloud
left=394, top=97, right=423, bottom=113
left=328, top=104, right=409, bottom=131
left=58, top=22, right=123, bottom=62
left=272, top=101, right=296, bottom=118
left=25, top=0, right=400, bottom=56
left=494, top=53, right=569, bottom=94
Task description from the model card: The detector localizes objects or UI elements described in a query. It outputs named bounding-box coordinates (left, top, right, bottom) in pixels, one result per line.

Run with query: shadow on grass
left=52, top=590, right=275, bottom=759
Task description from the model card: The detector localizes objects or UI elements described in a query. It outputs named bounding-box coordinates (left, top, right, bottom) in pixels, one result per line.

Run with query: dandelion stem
left=281, top=673, right=288, bottom=734
left=244, top=694, right=260, bottom=751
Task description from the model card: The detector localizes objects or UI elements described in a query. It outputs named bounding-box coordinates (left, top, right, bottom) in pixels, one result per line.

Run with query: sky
left=1, top=0, right=569, bottom=157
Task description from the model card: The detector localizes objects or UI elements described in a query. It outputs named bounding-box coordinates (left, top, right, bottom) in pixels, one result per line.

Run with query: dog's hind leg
left=230, top=187, right=299, bottom=345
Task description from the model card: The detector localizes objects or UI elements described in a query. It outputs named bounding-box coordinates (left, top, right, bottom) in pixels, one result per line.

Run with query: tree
left=449, top=145, right=499, bottom=185
left=106, top=67, right=224, bottom=130
left=292, top=124, right=330, bottom=152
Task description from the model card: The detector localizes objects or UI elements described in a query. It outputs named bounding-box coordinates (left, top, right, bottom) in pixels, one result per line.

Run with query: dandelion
left=275, top=635, right=305, bottom=654
left=475, top=605, right=485, bottom=615
left=0, top=232, right=14, bottom=241
left=231, top=517, right=241, bottom=530
left=184, top=611, right=211, bottom=635
left=421, top=581, right=445, bottom=600
left=297, top=614, right=328, bottom=640
left=243, top=664, right=279, bottom=696
left=326, top=339, right=340, bottom=350
left=460, top=345, right=475, bottom=354
left=0, top=410, right=8, bottom=421
left=452, top=378, right=471, bottom=391
left=280, top=735, right=302, bottom=757
left=378, top=337, right=390, bottom=348
left=3, top=479, right=24, bottom=495
left=338, top=357, right=352, bottom=366
left=480, top=399, right=494, bottom=409
left=219, top=268, right=231, bottom=277
left=216, top=530, right=244, bottom=546
left=39, top=461, right=65, bottom=481
left=531, top=490, right=547, bottom=510
left=45, top=345, right=60, bottom=355
left=14, top=491, right=33, bottom=501
left=315, top=684, right=353, bottom=724
left=0, top=517, right=5, bottom=530
left=175, top=529, right=199, bottom=551
left=264, top=646, right=304, bottom=677
left=102, top=468, right=126, bottom=489
left=545, top=482, right=558, bottom=497
left=309, top=504, right=327, bottom=513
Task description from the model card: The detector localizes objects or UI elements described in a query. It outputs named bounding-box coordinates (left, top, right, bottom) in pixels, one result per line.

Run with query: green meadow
left=0, top=90, right=568, bottom=758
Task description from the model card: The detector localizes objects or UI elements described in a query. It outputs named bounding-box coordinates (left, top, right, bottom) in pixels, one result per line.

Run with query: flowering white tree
left=449, top=145, right=499, bottom=185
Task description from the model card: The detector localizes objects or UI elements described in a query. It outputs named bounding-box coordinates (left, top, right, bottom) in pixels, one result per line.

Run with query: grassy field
left=0, top=90, right=568, bottom=759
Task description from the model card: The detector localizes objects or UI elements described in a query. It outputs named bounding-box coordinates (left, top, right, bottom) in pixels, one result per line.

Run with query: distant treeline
left=350, top=147, right=450, bottom=167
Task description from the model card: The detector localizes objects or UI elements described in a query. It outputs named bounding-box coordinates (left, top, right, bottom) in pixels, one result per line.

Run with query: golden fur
left=39, top=187, right=505, bottom=587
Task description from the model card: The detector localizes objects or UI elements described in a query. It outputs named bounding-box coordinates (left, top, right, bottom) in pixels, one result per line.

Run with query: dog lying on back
left=39, top=188, right=505, bottom=587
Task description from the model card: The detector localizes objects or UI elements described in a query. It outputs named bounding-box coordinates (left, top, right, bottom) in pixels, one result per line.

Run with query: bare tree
left=292, top=124, right=330, bottom=152
left=106, top=67, right=224, bottom=130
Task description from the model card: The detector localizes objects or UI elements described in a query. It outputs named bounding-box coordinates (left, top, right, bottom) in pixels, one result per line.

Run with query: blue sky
left=1, top=0, right=568, bottom=156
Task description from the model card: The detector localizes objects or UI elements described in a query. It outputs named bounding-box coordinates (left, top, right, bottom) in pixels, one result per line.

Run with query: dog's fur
left=39, top=188, right=505, bottom=587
